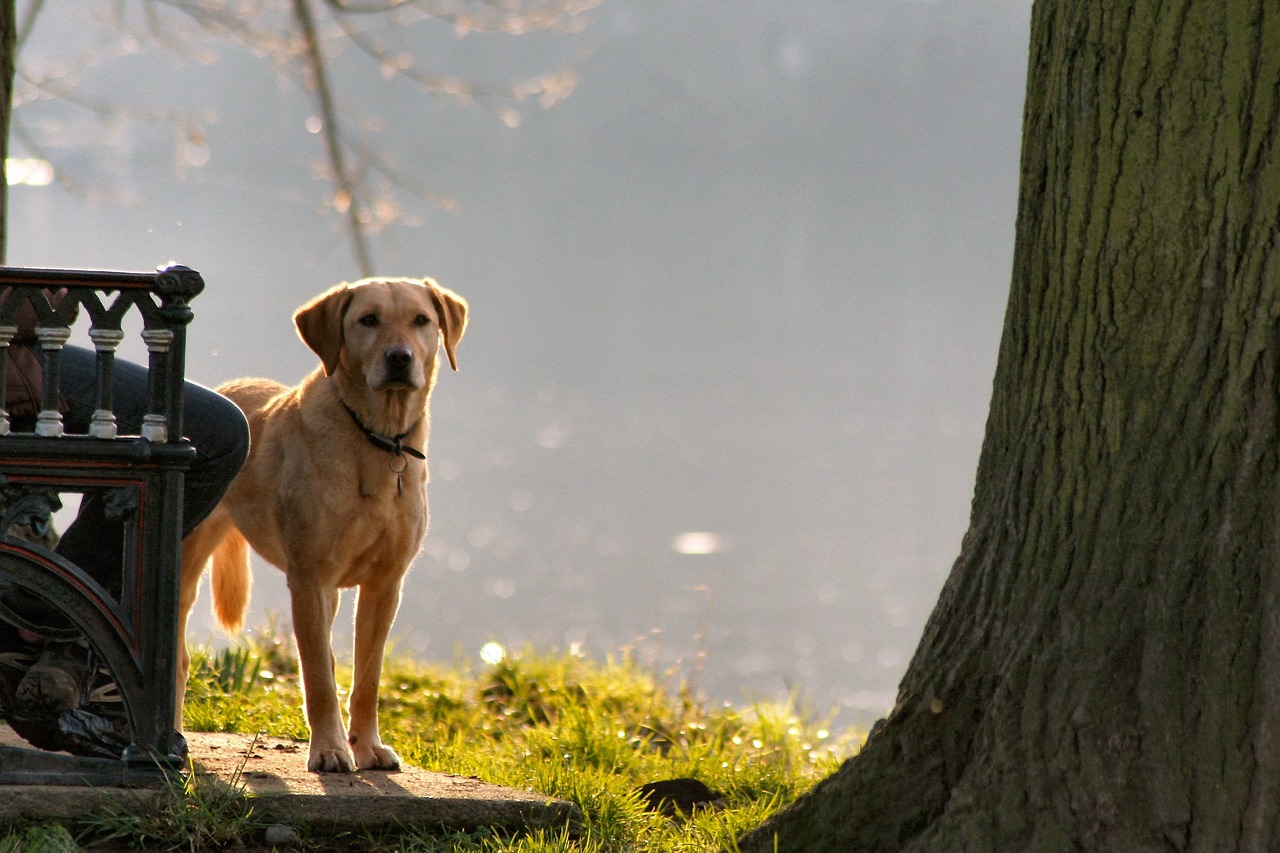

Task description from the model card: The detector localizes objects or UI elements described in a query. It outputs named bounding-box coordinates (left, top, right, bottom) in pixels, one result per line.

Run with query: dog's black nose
left=384, top=346, right=413, bottom=369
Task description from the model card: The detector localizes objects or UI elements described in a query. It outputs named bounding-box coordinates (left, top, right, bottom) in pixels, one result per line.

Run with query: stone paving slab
left=0, top=726, right=580, bottom=835
left=189, top=731, right=579, bottom=831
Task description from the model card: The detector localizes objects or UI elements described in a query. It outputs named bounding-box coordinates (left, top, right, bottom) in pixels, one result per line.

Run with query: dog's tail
left=211, top=528, right=252, bottom=634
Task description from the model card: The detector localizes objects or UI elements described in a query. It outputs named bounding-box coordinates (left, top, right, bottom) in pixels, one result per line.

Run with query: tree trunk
left=0, top=0, right=12, bottom=263
left=740, top=1, right=1280, bottom=850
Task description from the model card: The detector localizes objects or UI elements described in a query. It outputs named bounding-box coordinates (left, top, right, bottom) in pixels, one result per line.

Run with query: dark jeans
left=51, top=345, right=249, bottom=589
left=1, top=344, right=247, bottom=639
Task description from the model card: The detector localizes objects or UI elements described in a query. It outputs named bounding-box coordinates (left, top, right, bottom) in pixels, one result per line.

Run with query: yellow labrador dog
left=179, top=277, right=467, bottom=772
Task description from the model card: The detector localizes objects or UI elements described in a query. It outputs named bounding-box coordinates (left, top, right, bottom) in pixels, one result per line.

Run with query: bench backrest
left=0, top=264, right=202, bottom=786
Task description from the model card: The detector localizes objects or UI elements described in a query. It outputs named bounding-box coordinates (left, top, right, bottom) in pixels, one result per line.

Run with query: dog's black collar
left=342, top=403, right=426, bottom=461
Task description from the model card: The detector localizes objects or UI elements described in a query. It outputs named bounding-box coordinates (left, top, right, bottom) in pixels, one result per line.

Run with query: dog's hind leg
left=176, top=507, right=235, bottom=728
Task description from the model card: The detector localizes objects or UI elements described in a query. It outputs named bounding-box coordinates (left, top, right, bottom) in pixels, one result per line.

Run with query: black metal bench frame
left=0, top=264, right=201, bottom=786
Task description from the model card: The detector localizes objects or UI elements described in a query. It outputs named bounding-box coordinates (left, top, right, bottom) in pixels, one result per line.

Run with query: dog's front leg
left=348, top=576, right=403, bottom=770
left=289, top=580, right=354, bottom=772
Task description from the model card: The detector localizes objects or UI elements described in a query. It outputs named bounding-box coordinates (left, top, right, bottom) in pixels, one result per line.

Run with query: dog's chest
left=355, top=452, right=425, bottom=499
left=333, top=489, right=427, bottom=585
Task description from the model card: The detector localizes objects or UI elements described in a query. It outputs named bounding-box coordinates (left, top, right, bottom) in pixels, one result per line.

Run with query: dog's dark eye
left=414, top=314, right=431, bottom=327
left=358, top=314, right=378, bottom=327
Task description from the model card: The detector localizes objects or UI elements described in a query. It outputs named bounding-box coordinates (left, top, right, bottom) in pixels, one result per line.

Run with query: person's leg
left=54, top=345, right=249, bottom=585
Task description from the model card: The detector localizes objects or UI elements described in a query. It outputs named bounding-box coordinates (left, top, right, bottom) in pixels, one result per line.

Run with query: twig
left=292, top=0, right=374, bottom=276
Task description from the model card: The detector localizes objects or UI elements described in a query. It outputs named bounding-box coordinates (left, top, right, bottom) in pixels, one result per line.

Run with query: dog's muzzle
left=382, top=345, right=415, bottom=385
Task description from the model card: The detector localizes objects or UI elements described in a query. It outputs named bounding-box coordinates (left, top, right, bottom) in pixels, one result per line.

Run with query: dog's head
left=293, top=277, right=468, bottom=392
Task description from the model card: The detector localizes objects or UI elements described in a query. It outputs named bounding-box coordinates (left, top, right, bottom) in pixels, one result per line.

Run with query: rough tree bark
left=740, top=1, right=1280, bottom=850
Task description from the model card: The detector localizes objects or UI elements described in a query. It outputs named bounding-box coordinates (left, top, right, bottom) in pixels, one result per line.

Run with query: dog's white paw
left=353, top=737, right=401, bottom=771
left=308, top=745, right=356, bottom=773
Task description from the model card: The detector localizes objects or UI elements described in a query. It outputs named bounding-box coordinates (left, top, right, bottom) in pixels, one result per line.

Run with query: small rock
left=263, top=823, right=301, bottom=847
left=636, top=777, right=725, bottom=816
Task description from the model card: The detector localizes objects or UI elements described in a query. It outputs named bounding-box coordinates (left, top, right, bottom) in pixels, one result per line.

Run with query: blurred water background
left=9, top=0, right=1031, bottom=730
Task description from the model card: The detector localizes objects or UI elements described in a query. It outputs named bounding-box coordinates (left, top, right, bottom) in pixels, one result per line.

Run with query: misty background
left=8, top=0, right=1031, bottom=729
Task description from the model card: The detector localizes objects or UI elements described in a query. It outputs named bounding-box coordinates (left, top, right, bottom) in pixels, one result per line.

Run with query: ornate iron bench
left=0, top=264, right=202, bottom=786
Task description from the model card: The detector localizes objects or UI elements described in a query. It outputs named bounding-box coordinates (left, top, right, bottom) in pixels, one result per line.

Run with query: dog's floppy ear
left=294, top=283, right=353, bottom=376
left=426, top=279, right=468, bottom=371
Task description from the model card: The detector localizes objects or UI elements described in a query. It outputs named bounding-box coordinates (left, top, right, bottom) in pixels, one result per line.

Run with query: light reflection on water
left=672, top=531, right=728, bottom=556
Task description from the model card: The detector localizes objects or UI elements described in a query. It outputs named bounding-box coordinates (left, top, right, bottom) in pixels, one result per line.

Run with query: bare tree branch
left=323, top=0, right=597, bottom=34
left=14, top=0, right=44, bottom=52
left=292, top=0, right=374, bottom=276
left=326, top=7, right=587, bottom=119
left=12, top=0, right=602, bottom=273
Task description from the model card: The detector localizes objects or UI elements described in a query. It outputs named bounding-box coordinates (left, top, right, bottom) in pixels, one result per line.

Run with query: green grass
left=5, top=630, right=863, bottom=851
